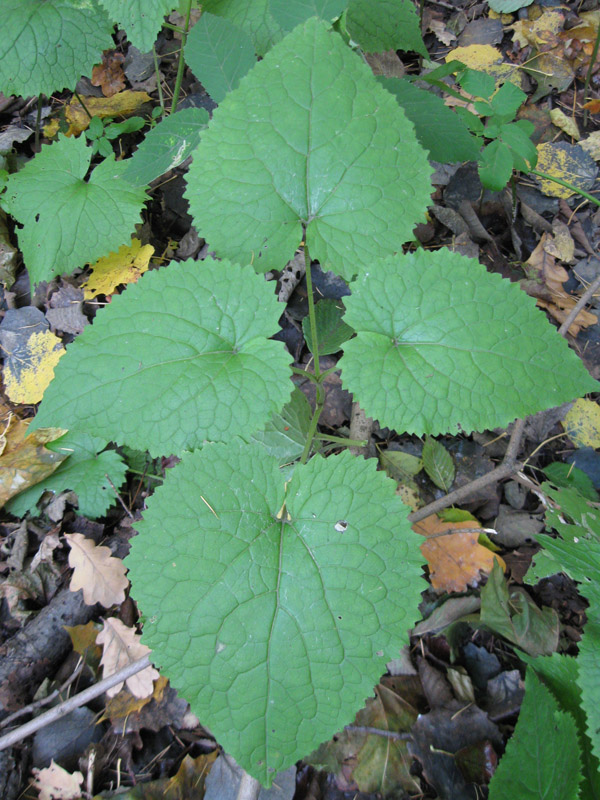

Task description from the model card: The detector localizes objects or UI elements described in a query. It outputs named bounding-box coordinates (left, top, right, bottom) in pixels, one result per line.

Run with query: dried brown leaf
left=97, top=617, right=159, bottom=698
left=31, top=761, right=84, bottom=800
left=66, top=533, right=128, bottom=608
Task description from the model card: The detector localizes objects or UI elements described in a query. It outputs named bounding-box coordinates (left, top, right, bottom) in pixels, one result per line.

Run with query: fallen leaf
left=92, top=49, right=126, bottom=97
left=414, top=514, right=505, bottom=593
left=446, top=44, right=523, bottom=88
left=0, top=400, right=28, bottom=456
left=44, top=90, right=151, bottom=137
left=65, top=620, right=103, bottom=667
left=564, top=398, right=600, bottom=448
left=97, top=617, right=159, bottom=698
left=583, top=99, right=600, bottom=114
left=102, top=674, right=168, bottom=723
left=579, top=130, right=600, bottom=160
left=82, top=238, right=154, bottom=299
left=549, top=108, right=580, bottom=140
left=428, top=19, right=456, bottom=46
left=46, top=285, right=88, bottom=335
left=0, top=426, right=68, bottom=508
left=535, top=141, right=598, bottom=198
left=66, top=532, right=128, bottom=608
left=31, top=760, right=84, bottom=800
left=124, top=752, right=218, bottom=799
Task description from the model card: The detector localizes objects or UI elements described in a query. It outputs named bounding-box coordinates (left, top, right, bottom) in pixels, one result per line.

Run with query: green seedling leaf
left=202, top=0, right=284, bottom=56
left=1, top=0, right=114, bottom=98
left=185, top=13, right=256, bottom=103
left=458, top=68, right=495, bottom=99
left=250, top=387, right=313, bottom=467
left=303, top=300, right=354, bottom=356
left=34, top=259, right=293, bottom=456
left=488, top=669, right=580, bottom=800
left=4, top=135, right=147, bottom=286
left=422, top=436, right=455, bottom=492
left=98, top=0, right=177, bottom=53
left=498, top=122, right=537, bottom=172
left=378, top=448, right=422, bottom=483
left=478, top=139, right=513, bottom=191
left=122, top=108, right=209, bottom=187
left=379, top=78, right=480, bottom=163
left=6, top=432, right=127, bottom=519
left=270, top=0, right=347, bottom=30
left=126, top=443, right=424, bottom=784
left=487, top=0, right=533, bottom=12
left=338, top=250, right=597, bottom=436
left=480, top=561, right=559, bottom=656
left=104, top=117, right=146, bottom=140
left=488, top=81, right=527, bottom=119
left=543, top=462, right=597, bottom=501
left=184, top=18, right=432, bottom=279
left=346, top=0, right=427, bottom=56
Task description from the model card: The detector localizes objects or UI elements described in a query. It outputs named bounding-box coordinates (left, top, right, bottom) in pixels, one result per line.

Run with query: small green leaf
left=457, top=67, right=495, bottom=99
left=379, top=78, right=480, bottom=163
left=185, top=13, right=256, bottom=103
left=4, top=135, right=147, bottom=285
left=250, top=387, right=313, bottom=467
left=33, top=259, right=293, bottom=456
left=303, top=300, right=354, bottom=356
left=126, top=443, right=423, bottom=784
left=184, top=18, right=432, bottom=279
left=122, top=108, right=209, bottom=187
left=1, top=0, right=114, bottom=98
left=489, top=81, right=527, bottom=119
left=202, top=0, right=284, bottom=56
left=104, top=117, right=146, bottom=139
left=488, top=669, right=581, bottom=800
left=346, top=0, right=426, bottom=56
left=498, top=122, right=537, bottom=172
left=487, top=0, right=533, bottom=12
left=422, top=436, right=455, bottom=492
left=478, top=139, right=513, bottom=191
left=378, top=448, right=422, bottom=483
left=270, top=0, right=346, bottom=30
left=543, top=462, right=597, bottom=501
left=6, top=432, right=127, bottom=520
left=98, top=0, right=177, bottom=52
left=338, top=250, right=598, bottom=436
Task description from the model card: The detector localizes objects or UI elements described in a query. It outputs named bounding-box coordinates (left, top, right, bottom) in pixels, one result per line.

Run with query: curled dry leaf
left=66, top=532, right=128, bottom=608
left=31, top=760, right=84, bottom=800
left=0, top=423, right=68, bottom=508
left=96, top=617, right=159, bottom=698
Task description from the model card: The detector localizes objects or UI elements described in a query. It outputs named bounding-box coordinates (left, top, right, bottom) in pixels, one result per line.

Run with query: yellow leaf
left=446, top=44, right=523, bottom=88
left=549, top=108, right=580, bottom=140
left=44, top=90, right=151, bottom=137
left=66, top=532, right=129, bottom=608
left=96, top=617, right=159, bottom=698
left=82, top=238, right=154, bottom=299
left=535, top=141, right=597, bottom=198
left=0, top=426, right=68, bottom=508
left=0, top=400, right=28, bottom=456
left=3, top=329, right=64, bottom=404
left=564, top=398, right=600, bottom=448
left=579, top=131, right=600, bottom=160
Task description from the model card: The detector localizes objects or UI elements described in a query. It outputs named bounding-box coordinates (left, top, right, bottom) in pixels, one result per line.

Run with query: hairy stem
left=300, top=384, right=325, bottom=464
left=170, top=0, right=193, bottom=114
left=304, top=246, right=321, bottom=379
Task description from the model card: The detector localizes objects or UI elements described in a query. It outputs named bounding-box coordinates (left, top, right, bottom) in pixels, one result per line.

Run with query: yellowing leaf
left=44, top=90, right=151, bottom=137
left=31, top=761, right=84, bottom=800
left=535, top=141, right=598, bottom=198
left=96, top=617, right=159, bottom=698
left=579, top=130, right=600, bottom=160
left=446, top=44, right=523, bottom=88
left=82, top=238, right=154, bottom=299
left=102, top=674, right=169, bottom=722
left=3, top=329, right=64, bottom=404
left=414, top=514, right=505, bottom=593
left=564, top=398, right=600, bottom=448
left=65, top=620, right=103, bottom=661
left=549, top=108, right=580, bottom=140
left=66, top=532, right=128, bottom=607
left=0, top=400, right=28, bottom=456
left=0, top=426, right=68, bottom=508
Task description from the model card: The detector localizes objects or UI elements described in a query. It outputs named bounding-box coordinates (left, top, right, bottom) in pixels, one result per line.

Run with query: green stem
left=528, top=169, right=600, bottom=208
left=291, top=366, right=319, bottom=383
left=170, top=0, right=193, bottom=115
left=34, top=94, right=43, bottom=151
left=300, top=384, right=325, bottom=465
left=314, top=435, right=367, bottom=447
left=583, top=22, right=600, bottom=128
left=304, top=246, right=321, bottom=380
left=153, top=47, right=165, bottom=116
left=73, top=90, right=93, bottom=120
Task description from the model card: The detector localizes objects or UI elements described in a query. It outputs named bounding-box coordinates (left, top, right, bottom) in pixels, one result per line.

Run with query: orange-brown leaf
left=0, top=426, right=68, bottom=508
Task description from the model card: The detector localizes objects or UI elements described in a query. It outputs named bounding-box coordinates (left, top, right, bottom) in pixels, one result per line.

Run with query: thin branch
left=558, top=273, right=600, bottom=337
left=345, top=725, right=412, bottom=741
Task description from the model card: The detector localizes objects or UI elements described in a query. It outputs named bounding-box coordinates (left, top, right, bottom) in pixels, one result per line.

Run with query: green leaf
left=487, top=0, right=533, bottom=12
left=303, top=300, right=354, bottom=356
left=488, top=669, right=581, bottom=800
left=478, top=139, right=514, bottom=191
left=201, top=0, right=284, bottom=56
left=338, top=250, right=598, bottom=436
left=458, top=68, right=495, bottom=99
left=543, top=462, right=597, bottom=501
left=489, top=81, right=527, bottom=119
left=185, top=13, right=256, bottom=103
left=270, top=0, right=347, bottom=30
left=33, top=259, right=293, bottom=456
left=126, top=443, right=424, bottom=784
left=379, top=78, right=480, bottom=163
left=1, top=0, right=114, bottom=98
left=184, top=18, right=432, bottom=280
left=498, top=122, right=538, bottom=172
left=480, top=561, right=559, bottom=657
left=98, top=0, right=177, bottom=52
left=378, top=448, right=422, bottom=483
left=4, top=136, right=147, bottom=286
left=122, top=108, right=209, bottom=187
left=6, top=432, right=127, bottom=519
left=250, top=387, right=313, bottom=467
left=422, top=436, right=455, bottom=492
left=346, top=0, right=426, bottom=56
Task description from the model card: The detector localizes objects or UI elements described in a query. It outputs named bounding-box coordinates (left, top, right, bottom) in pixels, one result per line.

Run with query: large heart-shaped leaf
left=34, top=259, right=293, bottom=456
left=338, top=250, right=597, bottom=435
left=4, top=135, right=147, bottom=286
left=346, top=0, right=427, bottom=56
left=202, top=0, right=283, bottom=56
left=98, top=0, right=177, bottom=52
left=184, top=17, right=432, bottom=280
left=126, top=443, right=423, bottom=784
left=1, top=0, right=114, bottom=98
left=269, top=0, right=347, bottom=30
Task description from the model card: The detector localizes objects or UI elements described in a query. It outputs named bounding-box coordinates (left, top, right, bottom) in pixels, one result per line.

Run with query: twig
left=105, top=473, right=134, bottom=519
left=0, top=656, right=150, bottom=752
left=345, top=725, right=412, bottom=741
left=558, top=273, right=600, bottom=337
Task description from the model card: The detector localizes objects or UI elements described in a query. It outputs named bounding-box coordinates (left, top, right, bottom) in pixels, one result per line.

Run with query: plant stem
left=34, top=94, right=43, bottom=151
left=583, top=22, right=600, bottom=128
left=528, top=169, right=600, bottom=208
left=153, top=46, right=165, bottom=115
left=300, top=384, right=325, bottom=464
left=170, top=0, right=193, bottom=114
left=314, top=434, right=367, bottom=447
left=304, top=246, right=321, bottom=380
left=73, top=90, right=93, bottom=120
